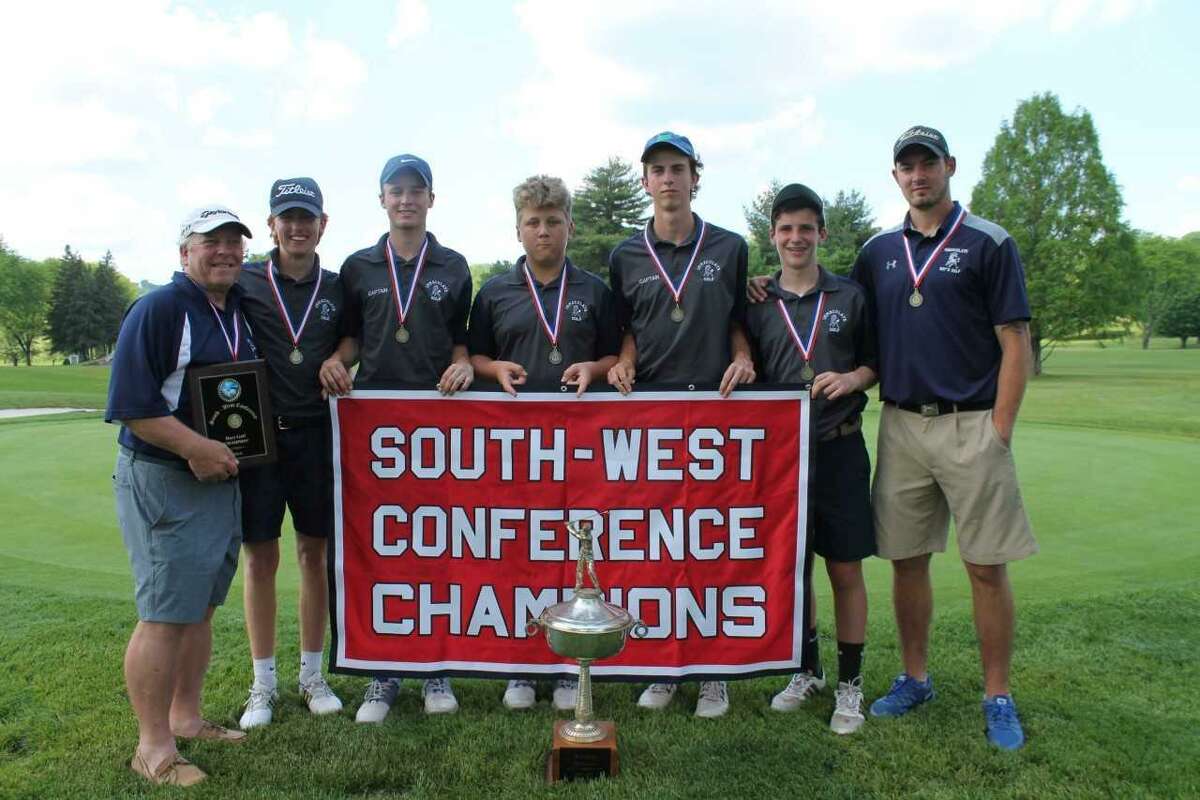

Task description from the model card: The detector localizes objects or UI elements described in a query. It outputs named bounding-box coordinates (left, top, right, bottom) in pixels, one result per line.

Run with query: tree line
left=0, top=242, right=136, bottom=365
left=4, top=91, right=1199, bottom=368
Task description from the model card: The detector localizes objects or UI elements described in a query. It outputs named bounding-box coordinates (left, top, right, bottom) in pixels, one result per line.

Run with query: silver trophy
left=528, top=519, right=645, bottom=778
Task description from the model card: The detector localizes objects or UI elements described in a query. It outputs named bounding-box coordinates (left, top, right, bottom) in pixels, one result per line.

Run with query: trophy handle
left=629, top=620, right=649, bottom=639
left=526, top=615, right=545, bottom=637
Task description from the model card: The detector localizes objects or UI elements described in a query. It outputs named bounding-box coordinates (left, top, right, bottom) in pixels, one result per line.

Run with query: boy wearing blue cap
left=320, top=154, right=473, bottom=722
left=607, top=132, right=755, bottom=718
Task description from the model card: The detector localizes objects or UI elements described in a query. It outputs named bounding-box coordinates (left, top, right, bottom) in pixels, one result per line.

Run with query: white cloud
left=200, top=127, right=275, bottom=150
left=177, top=176, right=235, bottom=208
left=280, top=30, right=370, bottom=122
left=1177, top=176, right=1200, bottom=192
left=187, top=88, right=232, bottom=125
left=387, top=0, right=431, bottom=47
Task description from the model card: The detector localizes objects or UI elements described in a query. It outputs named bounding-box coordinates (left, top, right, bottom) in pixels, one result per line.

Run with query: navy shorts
left=240, top=417, right=334, bottom=542
left=808, top=427, right=876, bottom=562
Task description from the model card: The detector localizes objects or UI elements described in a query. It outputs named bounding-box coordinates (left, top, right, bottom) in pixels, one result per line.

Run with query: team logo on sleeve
left=424, top=279, right=450, bottom=301
left=566, top=299, right=589, bottom=323
left=218, top=378, right=242, bottom=402
left=697, top=260, right=722, bottom=282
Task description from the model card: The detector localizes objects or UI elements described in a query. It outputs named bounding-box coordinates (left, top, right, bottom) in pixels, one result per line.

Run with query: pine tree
left=822, top=190, right=879, bottom=276
left=46, top=245, right=97, bottom=360
left=569, top=158, right=650, bottom=280
left=91, top=250, right=134, bottom=356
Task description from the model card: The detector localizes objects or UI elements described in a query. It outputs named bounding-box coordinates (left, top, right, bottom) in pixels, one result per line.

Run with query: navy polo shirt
left=850, top=202, right=1030, bottom=406
left=105, top=271, right=259, bottom=462
left=467, top=258, right=621, bottom=386
left=340, top=232, right=472, bottom=386
left=239, top=253, right=344, bottom=417
left=608, top=214, right=748, bottom=384
left=745, top=267, right=877, bottom=440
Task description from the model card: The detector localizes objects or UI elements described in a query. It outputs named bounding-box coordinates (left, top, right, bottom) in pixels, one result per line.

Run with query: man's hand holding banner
left=330, top=389, right=810, bottom=680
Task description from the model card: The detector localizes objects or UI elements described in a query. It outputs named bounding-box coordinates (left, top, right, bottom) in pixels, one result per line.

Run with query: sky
left=1, top=0, right=1197, bottom=283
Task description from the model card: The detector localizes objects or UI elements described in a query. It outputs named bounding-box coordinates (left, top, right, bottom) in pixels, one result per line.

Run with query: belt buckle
left=276, top=416, right=290, bottom=431
left=919, top=403, right=939, bottom=418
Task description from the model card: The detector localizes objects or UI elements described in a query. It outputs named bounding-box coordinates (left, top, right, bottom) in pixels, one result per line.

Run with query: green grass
left=0, top=365, right=110, bottom=409
left=1, top=345, right=1198, bottom=798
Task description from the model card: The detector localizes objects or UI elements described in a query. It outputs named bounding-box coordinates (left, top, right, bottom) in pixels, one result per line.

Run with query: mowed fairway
left=1, top=346, right=1197, bottom=799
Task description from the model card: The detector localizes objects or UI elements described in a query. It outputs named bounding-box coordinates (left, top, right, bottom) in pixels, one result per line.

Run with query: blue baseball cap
left=380, top=154, right=432, bottom=189
left=641, top=131, right=696, bottom=162
left=269, top=177, right=323, bottom=216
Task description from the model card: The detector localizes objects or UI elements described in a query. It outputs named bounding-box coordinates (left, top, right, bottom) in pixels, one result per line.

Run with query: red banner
left=330, top=389, right=809, bottom=679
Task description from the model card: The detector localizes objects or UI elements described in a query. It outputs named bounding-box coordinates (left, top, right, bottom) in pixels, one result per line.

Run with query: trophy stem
left=559, top=658, right=604, bottom=744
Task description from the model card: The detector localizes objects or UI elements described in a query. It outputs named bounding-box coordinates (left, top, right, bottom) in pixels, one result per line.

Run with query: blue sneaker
left=983, top=694, right=1025, bottom=750
left=869, top=673, right=934, bottom=717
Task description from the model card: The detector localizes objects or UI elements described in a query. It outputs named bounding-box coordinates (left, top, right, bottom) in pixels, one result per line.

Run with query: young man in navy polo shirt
left=744, top=184, right=877, bottom=734
left=606, top=132, right=756, bottom=718
left=107, top=206, right=257, bottom=785
left=319, top=154, right=473, bottom=722
left=235, top=178, right=345, bottom=728
left=468, top=174, right=620, bottom=712
left=851, top=126, right=1036, bottom=750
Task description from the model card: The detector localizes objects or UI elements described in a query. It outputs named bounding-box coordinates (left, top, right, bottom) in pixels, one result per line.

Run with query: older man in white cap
left=106, top=205, right=257, bottom=786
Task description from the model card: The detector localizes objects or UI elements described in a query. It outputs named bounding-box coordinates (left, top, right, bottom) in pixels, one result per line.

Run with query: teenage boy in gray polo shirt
left=235, top=178, right=345, bottom=728
left=468, top=175, right=620, bottom=712
left=744, top=184, right=877, bottom=734
left=607, top=131, right=756, bottom=718
left=319, top=154, right=474, bottom=722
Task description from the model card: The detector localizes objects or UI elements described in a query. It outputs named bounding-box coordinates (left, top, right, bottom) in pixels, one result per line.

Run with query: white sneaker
left=770, top=670, right=827, bottom=712
left=355, top=678, right=400, bottom=723
left=552, top=679, right=578, bottom=711
left=423, top=678, right=459, bottom=714
left=239, top=683, right=277, bottom=729
left=830, top=677, right=865, bottom=734
left=637, top=683, right=678, bottom=710
left=695, top=681, right=729, bottom=718
left=503, top=679, right=537, bottom=710
left=299, top=675, right=343, bottom=716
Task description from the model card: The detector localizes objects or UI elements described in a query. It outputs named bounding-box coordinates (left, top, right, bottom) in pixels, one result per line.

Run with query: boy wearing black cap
left=852, top=126, right=1035, bottom=750
left=235, top=178, right=345, bottom=728
left=744, top=184, right=877, bottom=734
left=320, top=154, right=474, bottom=722
left=607, top=131, right=755, bottom=718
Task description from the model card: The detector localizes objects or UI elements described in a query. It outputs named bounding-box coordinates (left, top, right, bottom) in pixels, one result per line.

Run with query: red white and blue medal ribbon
left=266, top=259, right=322, bottom=365
left=207, top=302, right=241, bottom=360
left=776, top=292, right=825, bottom=380
left=902, top=205, right=966, bottom=307
left=642, top=218, right=707, bottom=321
left=522, top=260, right=569, bottom=365
left=385, top=235, right=429, bottom=343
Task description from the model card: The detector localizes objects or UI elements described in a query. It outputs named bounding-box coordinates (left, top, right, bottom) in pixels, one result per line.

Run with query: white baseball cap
left=178, top=205, right=253, bottom=246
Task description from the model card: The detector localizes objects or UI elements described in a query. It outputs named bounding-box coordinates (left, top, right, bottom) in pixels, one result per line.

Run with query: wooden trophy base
left=546, top=720, right=619, bottom=783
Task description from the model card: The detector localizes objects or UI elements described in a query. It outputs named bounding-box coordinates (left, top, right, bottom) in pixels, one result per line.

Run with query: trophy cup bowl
left=527, top=519, right=646, bottom=781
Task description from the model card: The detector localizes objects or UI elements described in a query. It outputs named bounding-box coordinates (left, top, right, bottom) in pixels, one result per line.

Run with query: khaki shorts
left=872, top=404, right=1037, bottom=565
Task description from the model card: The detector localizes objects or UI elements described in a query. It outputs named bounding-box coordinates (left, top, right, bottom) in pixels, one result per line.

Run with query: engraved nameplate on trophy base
left=547, top=720, right=619, bottom=782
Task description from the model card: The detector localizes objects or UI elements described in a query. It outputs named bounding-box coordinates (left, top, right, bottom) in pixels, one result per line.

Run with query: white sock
left=299, top=651, right=323, bottom=684
left=253, top=657, right=277, bottom=690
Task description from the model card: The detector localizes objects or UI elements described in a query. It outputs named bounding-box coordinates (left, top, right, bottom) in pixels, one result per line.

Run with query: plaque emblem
left=218, top=378, right=242, bottom=403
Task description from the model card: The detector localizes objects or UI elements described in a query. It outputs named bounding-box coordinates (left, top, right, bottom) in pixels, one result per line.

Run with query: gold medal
left=548, top=347, right=563, bottom=365
left=395, top=325, right=410, bottom=343
left=909, top=289, right=923, bottom=308
left=289, top=347, right=303, bottom=365
left=670, top=303, right=685, bottom=323
left=801, top=363, right=815, bottom=381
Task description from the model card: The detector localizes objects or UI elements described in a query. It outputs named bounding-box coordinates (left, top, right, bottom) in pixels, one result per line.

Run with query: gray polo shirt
left=609, top=214, right=748, bottom=384
left=340, top=232, right=472, bottom=386
left=239, top=254, right=344, bottom=418
left=745, top=267, right=877, bottom=440
left=467, top=258, right=621, bottom=387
